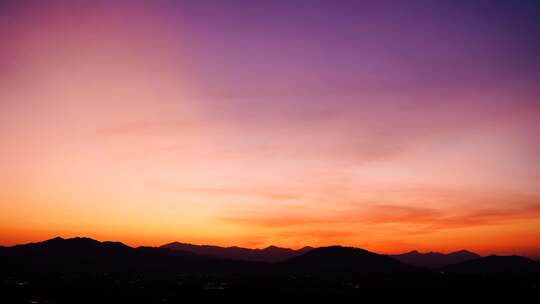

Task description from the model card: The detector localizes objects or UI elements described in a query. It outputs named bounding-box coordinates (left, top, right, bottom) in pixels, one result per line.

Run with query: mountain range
left=391, top=249, right=481, bottom=268
left=1, top=236, right=539, bottom=302
left=161, top=242, right=489, bottom=269
left=161, top=241, right=313, bottom=262
left=2, top=237, right=538, bottom=273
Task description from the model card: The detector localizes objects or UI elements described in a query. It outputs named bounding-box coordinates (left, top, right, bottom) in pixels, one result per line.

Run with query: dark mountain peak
left=57, top=237, right=123, bottom=248
left=40, top=237, right=102, bottom=247
left=40, top=236, right=66, bottom=245
left=66, top=237, right=100, bottom=243
left=161, top=242, right=312, bottom=262
left=161, top=241, right=212, bottom=250
left=449, top=249, right=480, bottom=257
left=400, top=250, right=442, bottom=256
left=309, top=245, right=371, bottom=255
left=262, top=245, right=291, bottom=252
left=102, top=241, right=132, bottom=249
left=161, top=241, right=182, bottom=247
left=298, top=246, right=314, bottom=252
left=442, top=255, right=540, bottom=274
left=46, top=236, right=65, bottom=242
left=484, top=255, right=533, bottom=262
left=282, top=246, right=416, bottom=277
left=13, top=237, right=131, bottom=253
left=392, top=249, right=481, bottom=268
left=285, top=246, right=385, bottom=265
left=162, top=242, right=238, bottom=251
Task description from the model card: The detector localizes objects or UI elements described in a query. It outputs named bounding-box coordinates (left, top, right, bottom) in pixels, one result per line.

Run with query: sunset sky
left=1, top=0, right=539, bottom=257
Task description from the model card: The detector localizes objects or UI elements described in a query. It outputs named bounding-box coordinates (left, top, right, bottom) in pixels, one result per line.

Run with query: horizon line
left=5, top=235, right=540, bottom=260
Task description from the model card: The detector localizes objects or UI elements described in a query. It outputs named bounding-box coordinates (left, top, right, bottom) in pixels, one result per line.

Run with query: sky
left=1, top=0, right=540, bottom=257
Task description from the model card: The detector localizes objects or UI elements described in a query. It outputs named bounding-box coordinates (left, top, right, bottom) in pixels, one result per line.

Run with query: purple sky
left=1, top=0, right=539, bottom=256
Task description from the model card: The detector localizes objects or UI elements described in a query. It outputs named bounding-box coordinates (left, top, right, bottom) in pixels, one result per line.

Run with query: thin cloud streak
left=219, top=202, right=540, bottom=233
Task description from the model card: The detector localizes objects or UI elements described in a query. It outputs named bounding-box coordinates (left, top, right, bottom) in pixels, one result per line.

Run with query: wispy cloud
left=219, top=201, right=540, bottom=235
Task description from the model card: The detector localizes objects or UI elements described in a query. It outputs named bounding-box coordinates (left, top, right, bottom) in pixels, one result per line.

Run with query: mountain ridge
left=391, top=249, right=481, bottom=268
left=1, top=236, right=538, bottom=291
left=161, top=241, right=313, bottom=262
left=441, top=255, right=540, bottom=275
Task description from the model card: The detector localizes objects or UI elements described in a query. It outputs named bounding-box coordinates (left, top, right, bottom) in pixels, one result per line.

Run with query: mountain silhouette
left=0, top=237, right=223, bottom=277
left=1, top=236, right=539, bottom=298
left=282, top=246, right=422, bottom=276
left=18, top=236, right=132, bottom=252
left=441, top=255, right=540, bottom=275
left=161, top=241, right=313, bottom=262
left=392, top=249, right=481, bottom=268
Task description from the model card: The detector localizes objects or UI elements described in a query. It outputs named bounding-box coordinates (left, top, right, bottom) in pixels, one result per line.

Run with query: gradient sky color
left=1, top=0, right=540, bottom=257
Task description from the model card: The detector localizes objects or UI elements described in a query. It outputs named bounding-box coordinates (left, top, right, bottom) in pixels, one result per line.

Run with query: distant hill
left=441, top=255, right=540, bottom=275
left=0, top=237, right=232, bottom=276
left=281, top=246, right=423, bottom=279
left=161, top=241, right=313, bottom=262
left=392, top=249, right=480, bottom=268
left=12, top=236, right=132, bottom=252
